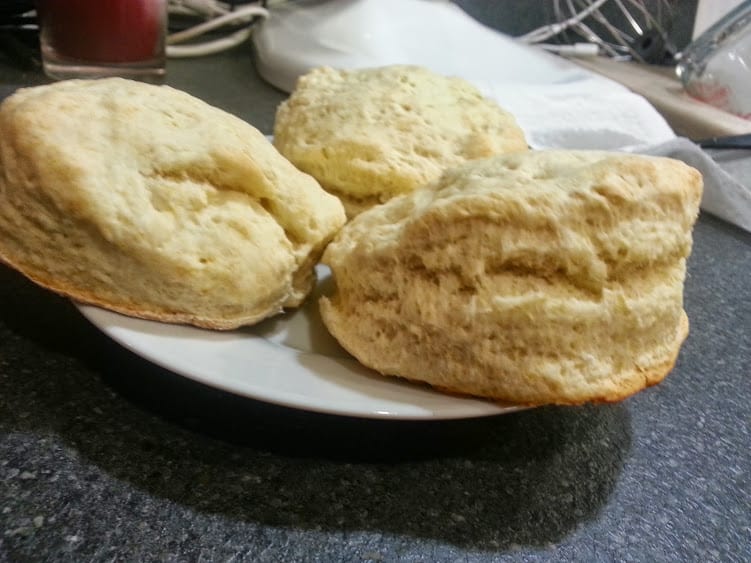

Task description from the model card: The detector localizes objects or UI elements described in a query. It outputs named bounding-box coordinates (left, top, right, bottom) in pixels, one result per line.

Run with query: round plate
left=77, top=266, right=523, bottom=420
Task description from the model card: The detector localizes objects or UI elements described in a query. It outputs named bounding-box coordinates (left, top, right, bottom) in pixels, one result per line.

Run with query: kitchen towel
left=485, top=77, right=751, bottom=233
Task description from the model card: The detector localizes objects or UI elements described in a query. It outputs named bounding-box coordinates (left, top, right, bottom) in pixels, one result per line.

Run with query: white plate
left=77, top=265, right=523, bottom=420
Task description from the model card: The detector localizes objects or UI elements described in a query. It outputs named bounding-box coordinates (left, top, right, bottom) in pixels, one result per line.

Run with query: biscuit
left=0, top=78, right=346, bottom=329
left=320, top=150, right=703, bottom=405
left=274, top=65, right=528, bottom=217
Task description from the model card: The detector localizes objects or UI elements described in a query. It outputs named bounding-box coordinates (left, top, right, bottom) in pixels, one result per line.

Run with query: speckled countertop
left=0, top=47, right=750, bottom=563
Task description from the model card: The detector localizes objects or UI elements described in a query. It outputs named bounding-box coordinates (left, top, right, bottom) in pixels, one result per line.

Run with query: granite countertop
left=1, top=47, right=750, bottom=563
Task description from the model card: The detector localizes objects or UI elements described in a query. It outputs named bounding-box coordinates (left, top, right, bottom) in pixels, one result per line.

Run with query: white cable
left=165, top=3, right=268, bottom=58
left=539, top=42, right=600, bottom=57
left=518, top=0, right=611, bottom=43
left=167, top=27, right=253, bottom=57
left=167, top=5, right=268, bottom=45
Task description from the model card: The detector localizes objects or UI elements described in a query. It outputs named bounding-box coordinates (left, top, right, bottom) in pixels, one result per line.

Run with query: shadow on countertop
left=0, top=263, right=631, bottom=552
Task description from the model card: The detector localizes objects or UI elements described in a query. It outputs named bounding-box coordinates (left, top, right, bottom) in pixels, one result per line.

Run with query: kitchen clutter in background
left=517, top=0, right=751, bottom=119
left=517, top=0, right=677, bottom=64
left=166, top=0, right=269, bottom=57
left=677, top=1, right=751, bottom=119
left=0, top=0, right=274, bottom=74
left=1, top=1, right=749, bottom=116
left=0, top=1, right=749, bottom=228
left=37, top=0, right=168, bottom=81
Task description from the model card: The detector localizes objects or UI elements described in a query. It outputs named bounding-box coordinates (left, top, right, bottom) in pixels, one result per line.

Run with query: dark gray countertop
left=1, top=44, right=750, bottom=563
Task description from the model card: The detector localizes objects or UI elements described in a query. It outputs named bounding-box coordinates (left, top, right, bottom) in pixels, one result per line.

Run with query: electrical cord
left=166, top=0, right=270, bottom=58
left=168, top=27, right=256, bottom=57
left=0, top=0, right=272, bottom=59
left=539, top=42, right=600, bottom=57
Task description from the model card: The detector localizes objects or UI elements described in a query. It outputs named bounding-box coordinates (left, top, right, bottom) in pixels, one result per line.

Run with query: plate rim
left=76, top=303, right=525, bottom=421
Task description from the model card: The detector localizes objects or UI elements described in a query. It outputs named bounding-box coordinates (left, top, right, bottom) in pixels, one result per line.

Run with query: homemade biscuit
left=274, top=65, right=528, bottom=217
left=0, top=78, right=346, bottom=329
left=321, top=150, right=703, bottom=405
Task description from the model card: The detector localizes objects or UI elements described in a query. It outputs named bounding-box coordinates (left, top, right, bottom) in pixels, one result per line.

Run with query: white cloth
left=643, top=139, right=751, bottom=232
left=481, top=78, right=751, bottom=233
left=480, top=77, right=676, bottom=150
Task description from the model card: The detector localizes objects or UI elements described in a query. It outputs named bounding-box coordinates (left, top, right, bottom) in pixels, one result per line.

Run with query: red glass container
left=37, top=0, right=167, bottom=81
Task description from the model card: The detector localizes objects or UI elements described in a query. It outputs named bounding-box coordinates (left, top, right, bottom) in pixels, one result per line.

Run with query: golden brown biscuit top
left=274, top=65, right=529, bottom=205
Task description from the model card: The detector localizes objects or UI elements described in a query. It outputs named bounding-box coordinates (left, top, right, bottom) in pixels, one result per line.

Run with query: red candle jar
left=37, top=0, right=167, bottom=81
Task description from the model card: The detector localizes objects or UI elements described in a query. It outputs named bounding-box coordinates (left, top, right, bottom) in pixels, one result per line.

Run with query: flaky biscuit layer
left=321, top=150, right=702, bottom=404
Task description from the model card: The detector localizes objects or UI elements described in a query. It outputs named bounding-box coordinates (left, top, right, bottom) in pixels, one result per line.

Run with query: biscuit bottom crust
left=423, top=313, right=688, bottom=405
left=321, top=288, right=689, bottom=406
